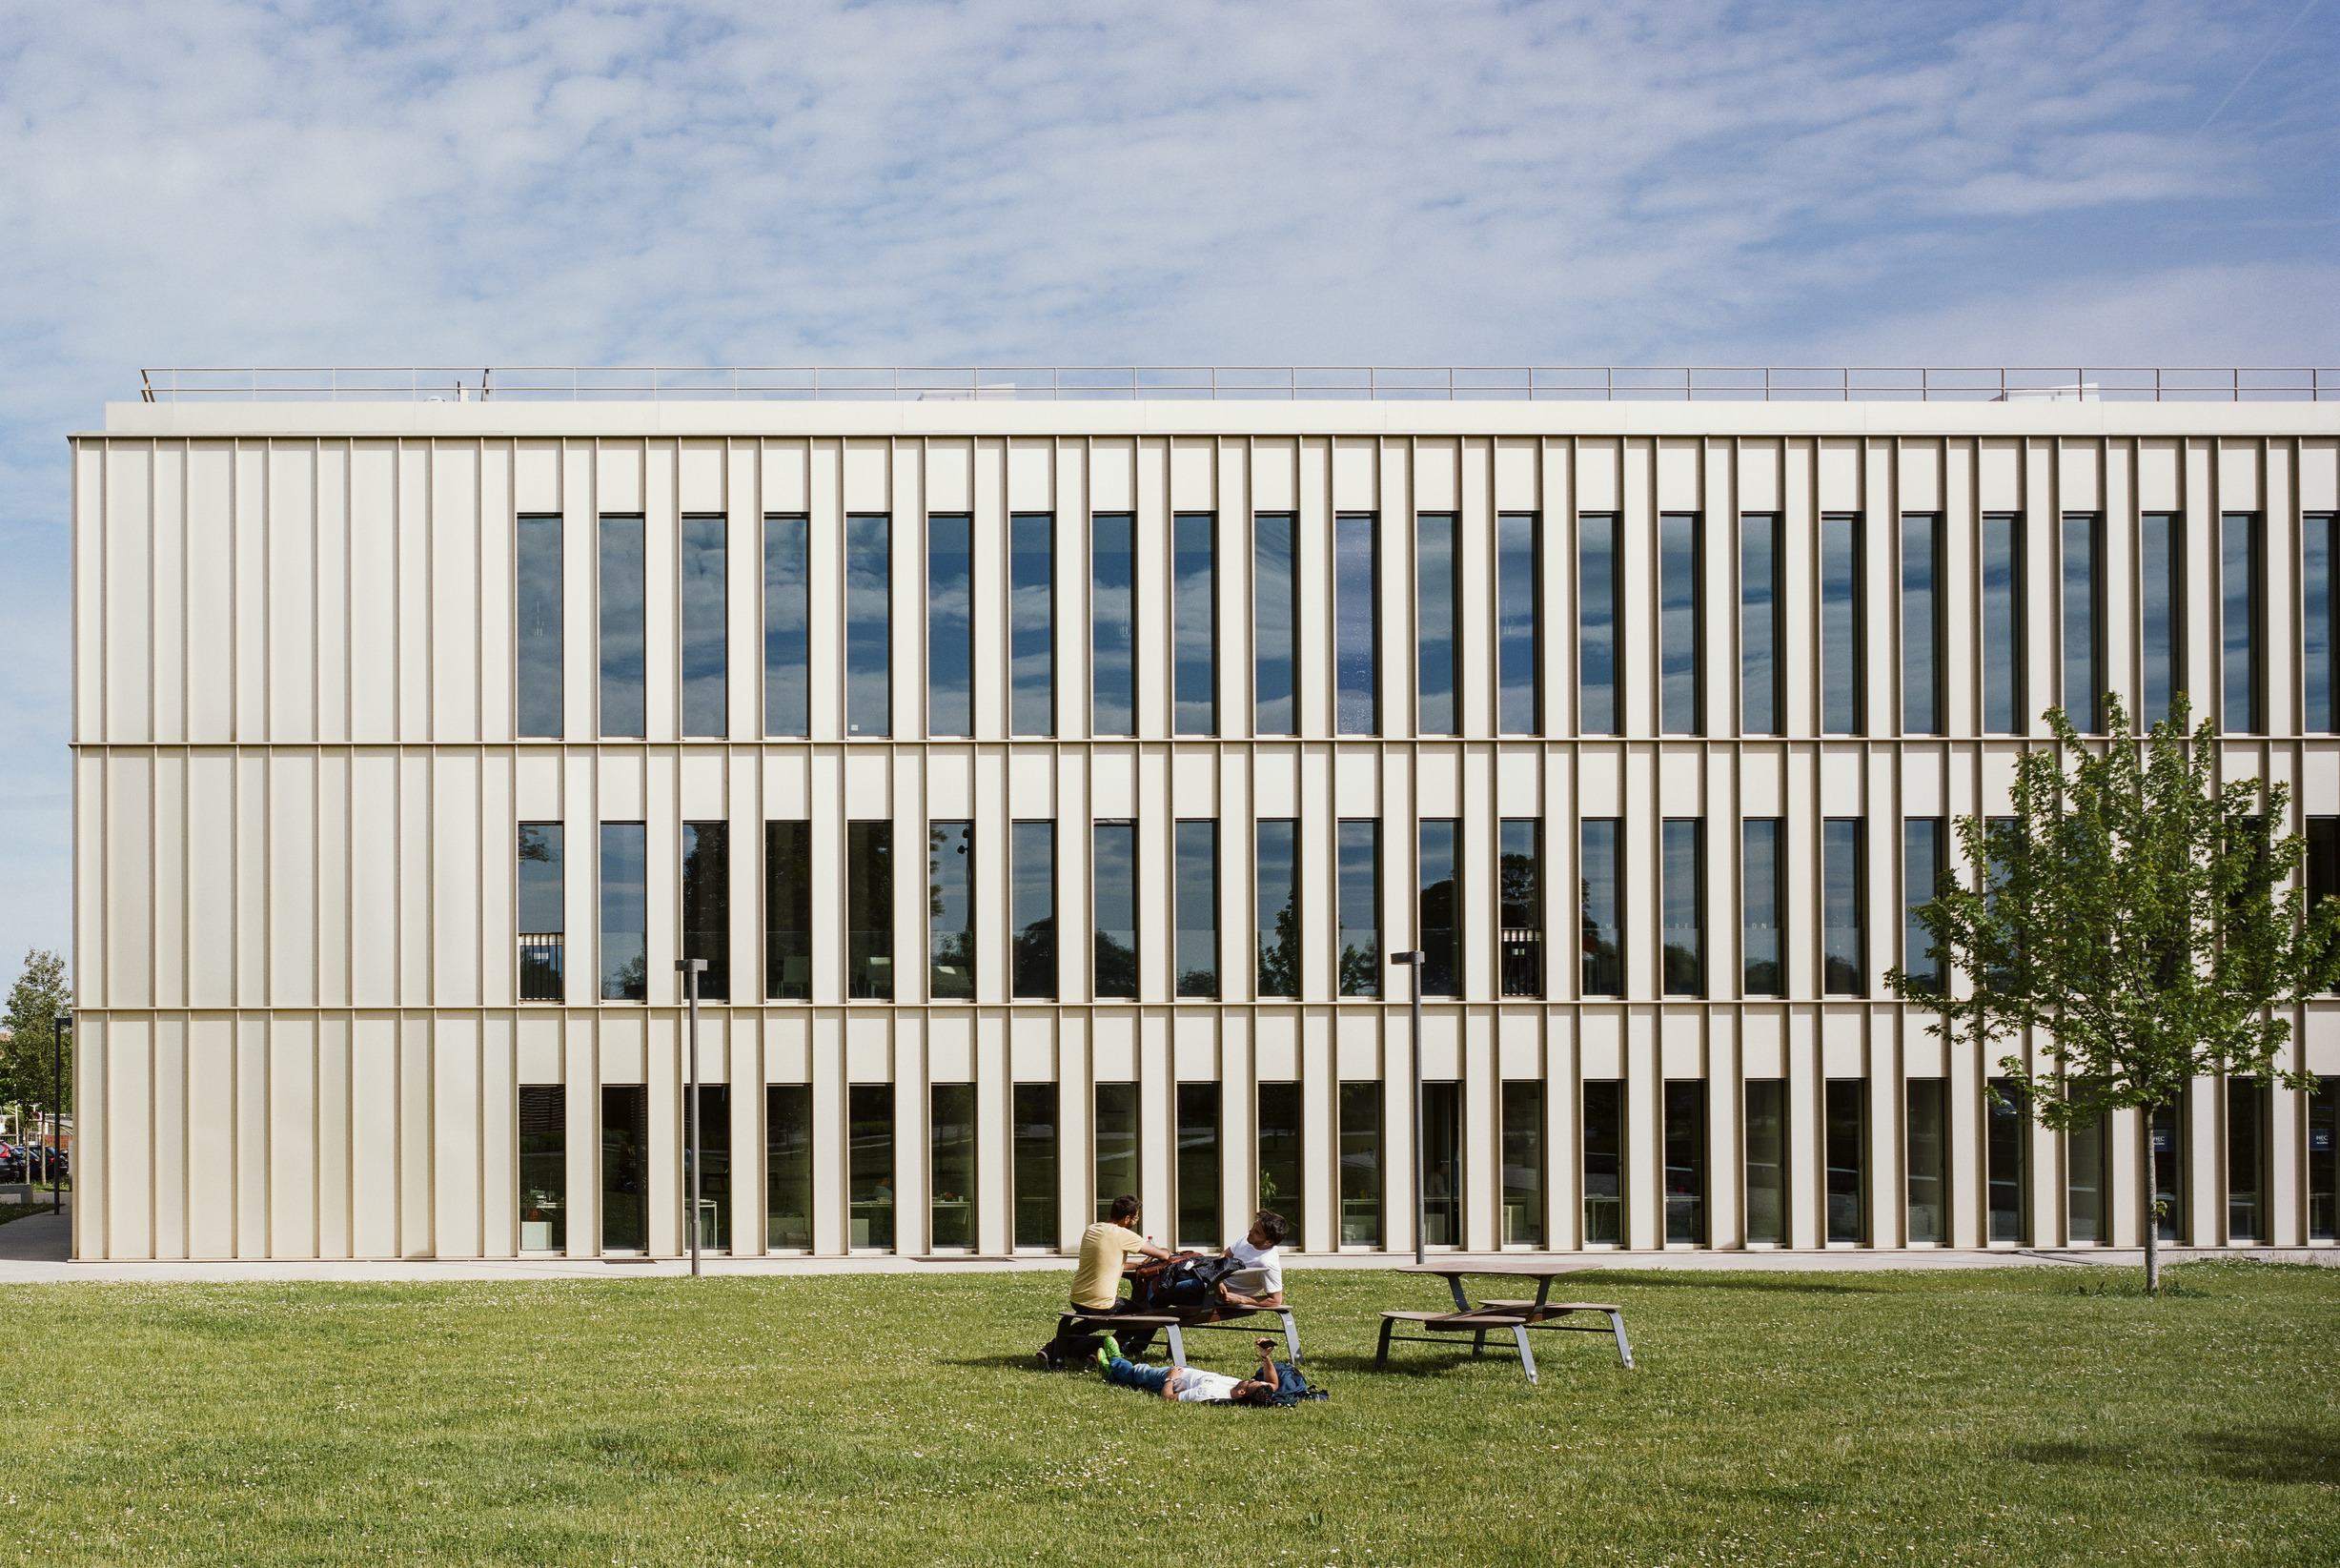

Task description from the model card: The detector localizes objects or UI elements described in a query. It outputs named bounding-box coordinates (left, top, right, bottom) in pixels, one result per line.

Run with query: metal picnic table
left=1375, top=1264, right=1633, bottom=1385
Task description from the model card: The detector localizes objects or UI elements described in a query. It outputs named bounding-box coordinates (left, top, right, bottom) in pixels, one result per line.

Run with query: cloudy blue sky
left=0, top=0, right=2334, bottom=968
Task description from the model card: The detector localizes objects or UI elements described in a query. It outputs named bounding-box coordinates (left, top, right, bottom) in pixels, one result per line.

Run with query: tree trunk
left=2143, top=1103, right=2160, bottom=1296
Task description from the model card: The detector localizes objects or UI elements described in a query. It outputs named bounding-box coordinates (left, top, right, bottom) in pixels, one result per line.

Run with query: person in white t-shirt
left=1216, top=1210, right=1288, bottom=1310
left=1097, top=1334, right=1284, bottom=1404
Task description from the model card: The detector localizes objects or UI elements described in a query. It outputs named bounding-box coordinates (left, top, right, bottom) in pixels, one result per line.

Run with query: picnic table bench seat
left=1375, top=1286, right=1632, bottom=1384
left=1054, top=1302, right=1304, bottom=1370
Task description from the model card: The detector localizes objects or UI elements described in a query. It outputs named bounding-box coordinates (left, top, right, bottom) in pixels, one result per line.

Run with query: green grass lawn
left=0, top=1262, right=2332, bottom=1566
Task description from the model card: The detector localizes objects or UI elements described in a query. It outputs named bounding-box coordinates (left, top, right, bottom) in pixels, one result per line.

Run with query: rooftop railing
left=137, top=365, right=2340, bottom=403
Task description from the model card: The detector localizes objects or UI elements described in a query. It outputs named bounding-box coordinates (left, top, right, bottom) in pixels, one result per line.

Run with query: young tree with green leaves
left=1888, top=696, right=2338, bottom=1293
left=2, top=948, right=72, bottom=1168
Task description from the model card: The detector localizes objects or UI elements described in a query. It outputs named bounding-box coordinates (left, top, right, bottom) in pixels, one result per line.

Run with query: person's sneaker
left=1036, top=1346, right=1056, bottom=1370
left=1095, top=1337, right=1121, bottom=1372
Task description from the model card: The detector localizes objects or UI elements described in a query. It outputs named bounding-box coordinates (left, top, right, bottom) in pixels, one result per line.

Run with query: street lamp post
left=1387, top=951, right=1425, bottom=1267
left=52, top=1010, right=70, bottom=1215
left=676, top=960, right=706, bottom=1277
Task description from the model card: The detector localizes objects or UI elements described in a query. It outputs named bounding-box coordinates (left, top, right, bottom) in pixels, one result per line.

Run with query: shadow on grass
left=2013, top=1427, right=2337, bottom=1485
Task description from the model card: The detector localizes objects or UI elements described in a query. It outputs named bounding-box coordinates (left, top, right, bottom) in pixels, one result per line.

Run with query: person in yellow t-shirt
left=1039, top=1193, right=1178, bottom=1366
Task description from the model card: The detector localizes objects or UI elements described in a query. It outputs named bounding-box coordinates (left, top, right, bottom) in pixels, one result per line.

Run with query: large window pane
left=1583, top=1080, right=1624, bottom=1244
left=681, top=514, right=727, bottom=737
left=1423, top=1080, right=1461, bottom=1246
left=930, top=1083, right=976, bottom=1250
left=1580, top=819, right=1622, bottom=996
left=1338, top=1081, right=1381, bottom=1247
left=1662, top=819, right=1703, bottom=997
left=1824, top=1079, right=1865, bottom=1244
left=766, top=1083, right=813, bottom=1250
left=600, top=822, right=647, bottom=1001
left=927, top=514, right=974, bottom=737
left=2307, top=514, right=2337, bottom=734
left=2063, top=512, right=2105, bottom=731
left=1903, top=818, right=1944, bottom=994
left=1092, top=513, right=1135, bottom=735
left=846, top=822, right=893, bottom=1000
left=848, top=1084, right=894, bottom=1251
left=1010, top=513, right=1054, bottom=736
left=2068, top=1091, right=2109, bottom=1244
left=1177, top=1082, right=1221, bottom=1248
left=1901, top=513, right=1941, bottom=735
left=1256, top=820, right=1299, bottom=998
left=1499, top=818, right=1543, bottom=998
left=1013, top=1083, right=1060, bottom=1250
left=1416, top=513, right=1458, bottom=735
left=519, top=1084, right=566, bottom=1252
left=1337, top=820, right=1380, bottom=997
left=763, top=514, right=810, bottom=737
left=1822, top=819, right=1864, bottom=996
left=518, top=824, right=564, bottom=1002
left=1821, top=513, right=1862, bottom=735
left=1175, top=820, right=1218, bottom=998
left=1660, top=512, right=1701, bottom=735
left=1335, top=513, right=1378, bottom=734
left=1740, top=514, right=1781, bottom=736
left=1257, top=1081, right=1304, bottom=1249
left=1742, top=819, right=1783, bottom=996
left=2223, top=512, right=2262, bottom=734
left=2311, top=818, right=2338, bottom=994
left=1094, top=1082, right=1139, bottom=1221
left=845, top=515, right=891, bottom=737
left=928, top=821, right=974, bottom=1001
left=600, top=1084, right=647, bottom=1252
left=1580, top=513, right=1620, bottom=735
left=1986, top=1078, right=2026, bottom=1244
left=2140, top=513, right=2183, bottom=728
left=690, top=1084, right=731, bottom=1252
left=1497, top=513, right=1540, bottom=734
left=1744, top=1080, right=1786, bottom=1244
left=1174, top=512, right=1216, bottom=734
left=764, top=821, right=811, bottom=1001
left=599, top=514, right=645, bottom=739
left=682, top=821, right=729, bottom=1001
left=2228, top=1077, right=2269, bottom=1241
left=1418, top=819, right=1458, bottom=996
left=1093, top=822, right=1137, bottom=999
left=517, top=514, right=563, bottom=739
left=1500, top=1081, right=1543, bottom=1246
left=1906, top=1078, right=1946, bottom=1244
left=1982, top=513, right=2025, bottom=733
left=1011, top=821, right=1056, bottom=1000
left=1254, top=513, right=1298, bottom=735
left=1663, top=1080, right=1706, bottom=1246
left=2151, top=1102, right=2187, bottom=1242
left=2307, top=1081, right=2336, bottom=1240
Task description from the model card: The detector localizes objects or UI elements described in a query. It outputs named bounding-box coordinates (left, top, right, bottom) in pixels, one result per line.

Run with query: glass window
left=2307, top=514, right=2337, bottom=734
left=2151, top=1101, right=2187, bottom=1242
left=1011, top=821, right=1056, bottom=1000
left=1174, top=513, right=1216, bottom=735
left=1338, top=1081, right=1382, bottom=1247
left=682, top=821, right=729, bottom=1001
left=2068, top=1089, right=2109, bottom=1244
left=1256, top=820, right=1299, bottom=999
left=766, top=1084, right=813, bottom=1250
left=1423, top=1080, right=1462, bottom=1246
left=518, top=824, right=564, bottom=1002
left=1821, top=514, right=1862, bottom=735
left=1740, top=514, right=1781, bottom=736
left=1177, top=1082, right=1221, bottom=1248
left=600, top=823, right=646, bottom=1001
left=1744, top=1080, right=1787, bottom=1244
left=1092, top=513, right=1135, bottom=736
left=1583, top=1080, right=1624, bottom=1244
left=846, top=821, right=893, bottom=1000
left=1093, top=822, right=1138, bottom=1000
left=1094, top=1082, right=1139, bottom=1221
left=1580, top=819, right=1622, bottom=996
left=2310, top=819, right=2338, bottom=994
left=517, top=514, right=562, bottom=739
left=600, top=1084, right=647, bottom=1252
left=763, top=514, right=810, bottom=738
left=681, top=514, right=726, bottom=738
left=2228, top=1077, right=2269, bottom=1241
left=1662, top=820, right=1703, bottom=997
left=1903, top=818, right=1944, bottom=993
left=1580, top=513, right=1620, bottom=735
left=927, top=514, right=974, bottom=738
left=1981, top=513, right=2025, bottom=733
left=519, top=1084, right=566, bottom=1252
left=690, top=1084, right=730, bottom=1252
left=1901, top=513, right=1941, bottom=736
left=1175, top=821, right=1219, bottom=998
left=930, top=1082, right=976, bottom=1250
left=1256, top=1081, right=1304, bottom=1250
left=1824, top=1079, right=1865, bottom=1244
left=1660, top=512, right=1701, bottom=735
left=1499, top=819, right=1543, bottom=998
left=764, top=821, right=811, bottom=1001
left=2063, top=513, right=2105, bottom=731
left=845, top=515, right=891, bottom=737
left=1906, top=1078, right=1946, bottom=1244
left=1254, top=513, right=1298, bottom=735
left=1742, top=819, right=1783, bottom=997
left=1986, top=1078, right=2026, bottom=1244
left=1416, top=513, right=1458, bottom=735
left=1013, top=1083, right=1059, bottom=1250
left=1500, top=1081, right=1543, bottom=1246
left=1418, top=819, right=1459, bottom=997
left=2308, top=1081, right=2336, bottom=1241
left=848, top=1083, right=894, bottom=1252
left=928, top=821, right=974, bottom=1001
left=1497, top=513, right=1540, bottom=734
left=1336, top=513, right=1378, bottom=734
left=2223, top=512, right=2263, bottom=734
left=2140, top=513, right=2184, bottom=728
left=599, top=514, right=645, bottom=739
left=1663, top=1080, right=1706, bottom=1246
left=1010, top=513, right=1054, bottom=736
left=1337, top=820, right=1380, bottom=997
left=1822, top=819, right=1864, bottom=996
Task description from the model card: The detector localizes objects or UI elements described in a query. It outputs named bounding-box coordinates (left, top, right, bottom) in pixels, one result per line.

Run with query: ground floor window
left=1256, top=1081, right=1304, bottom=1249
left=1422, top=1081, right=1461, bottom=1246
left=2067, top=1091, right=2109, bottom=1243
left=1986, top=1078, right=2026, bottom=1244
left=2310, top=1082, right=2337, bottom=1241
left=1094, top=1082, right=1138, bottom=1220
left=1583, top=1080, right=1624, bottom=1244
left=1339, top=1082, right=1382, bottom=1247
left=930, top=1083, right=976, bottom=1250
left=849, top=1084, right=895, bottom=1251
left=2228, top=1077, right=2269, bottom=1241
left=767, top=1085, right=812, bottom=1250
left=1177, top=1082, right=1221, bottom=1248
left=1824, top=1080, right=1865, bottom=1244
left=1013, top=1083, right=1059, bottom=1250
left=1905, top=1078, right=1945, bottom=1243
left=1501, top=1081, right=1543, bottom=1246
left=690, top=1084, right=731, bottom=1252
left=2151, top=1101, right=2187, bottom=1242
left=1663, top=1080, right=1706, bottom=1245
left=600, top=1085, right=647, bottom=1252
left=1745, top=1080, right=1787, bottom=1244
left=519, top=1085, right=566, bottom=1252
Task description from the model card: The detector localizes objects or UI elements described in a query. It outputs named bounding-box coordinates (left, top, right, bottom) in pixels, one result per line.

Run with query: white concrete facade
left=69, top=396, right=2340, bottom=1261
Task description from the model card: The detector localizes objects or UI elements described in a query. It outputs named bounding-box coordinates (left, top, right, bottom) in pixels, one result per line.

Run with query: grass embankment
left=0, top=1262, right=2331, bottom=1565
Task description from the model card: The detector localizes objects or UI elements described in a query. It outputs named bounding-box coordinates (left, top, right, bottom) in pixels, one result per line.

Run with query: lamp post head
left=1387, top=950, right=1425, bottom=967
left=55, top=1010, right=71, bottom=1028
left=675, top=959, right=708, bottom=972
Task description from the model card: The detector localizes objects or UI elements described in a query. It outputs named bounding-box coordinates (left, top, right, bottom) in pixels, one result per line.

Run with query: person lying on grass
left=1097, top=1334, right=1286, bottom=1405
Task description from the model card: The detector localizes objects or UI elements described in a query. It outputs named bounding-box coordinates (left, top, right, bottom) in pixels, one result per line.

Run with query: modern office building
left=67, top=371, right=2340, bottom=1261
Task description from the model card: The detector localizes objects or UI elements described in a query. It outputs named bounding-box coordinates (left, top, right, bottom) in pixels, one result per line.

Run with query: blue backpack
left=1269, top=1363, right=1326, bottom=1406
